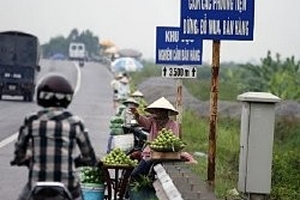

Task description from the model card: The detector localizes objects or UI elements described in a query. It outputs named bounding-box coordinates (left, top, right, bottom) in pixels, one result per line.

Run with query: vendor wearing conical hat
left=111, top=73, right=123, bottom=109
left=130, top=97, right=179, bottom=141
left=123, top=97, right=139, bottom=107
left=116, top=75, right=130, bottom=106
left=131, top=90, right=144, bottom=98
left=130, top=90, right=148, bottom=114
left=130, top=97, right=197, bottom=182
left=121, top=97, right=139, bottom=125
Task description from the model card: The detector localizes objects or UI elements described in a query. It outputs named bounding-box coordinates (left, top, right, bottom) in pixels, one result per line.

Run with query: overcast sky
left=0, top=0, right=299, bottom=63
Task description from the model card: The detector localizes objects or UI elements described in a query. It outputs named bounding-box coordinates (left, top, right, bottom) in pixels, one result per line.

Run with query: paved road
left=0, top=60, right=114, bottom=200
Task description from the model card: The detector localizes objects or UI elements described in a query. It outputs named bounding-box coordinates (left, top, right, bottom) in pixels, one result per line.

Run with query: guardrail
left=153, top=161, right=219, bottom=200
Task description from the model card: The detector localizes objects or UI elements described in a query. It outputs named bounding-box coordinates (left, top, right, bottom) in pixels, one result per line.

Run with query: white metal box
left=237, top=92, right=280, bottom=194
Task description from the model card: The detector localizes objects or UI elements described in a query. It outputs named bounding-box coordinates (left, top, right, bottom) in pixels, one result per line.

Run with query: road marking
left=73, top=62, right=81, bottom=95
left=0, top=133, right=18, bottom=149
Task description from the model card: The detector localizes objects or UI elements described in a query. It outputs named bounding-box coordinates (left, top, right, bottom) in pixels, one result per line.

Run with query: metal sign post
left=176, top=78, right=183, bottom=138
left=180, top=0, right=255, bottom=188
left=155, top=0, right=255, bottom=190
left=207, top=40, right=221, bottom=187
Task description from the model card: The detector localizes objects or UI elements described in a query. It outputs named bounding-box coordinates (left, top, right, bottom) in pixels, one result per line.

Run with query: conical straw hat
left=119, top=76, right=129, bottom=84
left=122, top=97, right=139, bottom=107
left=145, top=97, right=178, bottom=115
left=114, top=72, right=123, bottom=79
left=131, top=90, right=144, bottom=97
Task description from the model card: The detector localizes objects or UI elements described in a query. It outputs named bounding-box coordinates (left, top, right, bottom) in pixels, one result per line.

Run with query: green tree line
left=41, top=28, right=100, bottom=59
left=183, top=51, right=300, bottom=101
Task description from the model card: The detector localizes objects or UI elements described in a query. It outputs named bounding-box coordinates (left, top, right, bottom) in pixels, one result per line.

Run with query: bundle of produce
left=110, top=116, right=124, bottom=124
left=149, top=128, right=186, bottom=152
left=109, top=116, right=124, bottom=135
left=102, top=148, right=138, bottom=167
left=79, top=166, right=103, bottom=184
left=137, top=98, right=148, bottom=115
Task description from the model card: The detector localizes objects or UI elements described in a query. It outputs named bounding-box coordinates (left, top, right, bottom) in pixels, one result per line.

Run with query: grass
left=130, top=60, right=300, bottom=199
left=181, top=111, right=240, bottom=198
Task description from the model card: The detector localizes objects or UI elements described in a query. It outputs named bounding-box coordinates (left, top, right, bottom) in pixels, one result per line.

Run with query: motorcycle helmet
left=36, top=74, right=74, bottom=108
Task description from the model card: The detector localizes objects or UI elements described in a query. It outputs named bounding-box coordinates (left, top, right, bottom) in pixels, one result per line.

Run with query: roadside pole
left=176, top=78, right=183, bottom=139
left=156, top=0, right=255, bottom=194
left=179, top=0, right=255, bottom=188
left=249, top=194, right=268, bottom=200
left=207, top=40, right=221, bottom=187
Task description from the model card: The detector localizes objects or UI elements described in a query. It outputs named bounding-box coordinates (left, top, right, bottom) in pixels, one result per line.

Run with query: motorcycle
left=111, top=122, right=150, bottom=199
left=10, top=156, right=100, bottom=200
left=26, top=182, right=73, bottom=200
left=121, top=121, right=149, bottom=161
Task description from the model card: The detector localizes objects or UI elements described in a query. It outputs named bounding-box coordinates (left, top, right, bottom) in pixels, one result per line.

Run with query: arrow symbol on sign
left=163, top=67, right=167, bottom=76
left=192, top=67, right=196, bottom=77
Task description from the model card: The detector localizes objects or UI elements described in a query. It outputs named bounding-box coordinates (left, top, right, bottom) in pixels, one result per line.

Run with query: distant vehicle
left=68, top=42, right=85, bottom=67
left=50, top=53, right=66, bottom=60
left=0, top=31, right=40, bottom=101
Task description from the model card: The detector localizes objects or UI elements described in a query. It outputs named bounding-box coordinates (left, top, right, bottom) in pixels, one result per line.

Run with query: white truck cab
left=68, top=42, right=86, bottom=67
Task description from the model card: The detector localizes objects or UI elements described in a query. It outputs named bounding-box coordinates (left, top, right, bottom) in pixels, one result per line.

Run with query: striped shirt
left=13, top=107, right=97, bottom=192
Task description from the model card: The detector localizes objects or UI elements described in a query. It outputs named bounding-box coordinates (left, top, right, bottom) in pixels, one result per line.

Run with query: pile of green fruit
left=80, top=166, right=103, bottom=184
left=149, top=128, right=186, bottom=152
left=102, top=148, right=138, bottom=167
left=109, top=116, right=124, bottom=135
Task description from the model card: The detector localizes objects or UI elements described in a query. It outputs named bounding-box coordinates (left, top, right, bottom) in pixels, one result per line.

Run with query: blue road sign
left=155, top=26, right=203, bottom=65
left=180, top=0, right=255, bottom=40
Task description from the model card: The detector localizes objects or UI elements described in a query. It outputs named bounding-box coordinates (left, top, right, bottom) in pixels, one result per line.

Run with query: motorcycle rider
left=11, top=74, right=98, bottom=200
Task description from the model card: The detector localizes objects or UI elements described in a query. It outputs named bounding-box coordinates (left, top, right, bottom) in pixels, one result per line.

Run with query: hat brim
left=122, top=97, right=139, bottom=106
left=145, top=97, right=179, bottom=115
left=145, top=107, right=178, bottom=116
left=123, top=102, right=139, bottom=107
left=120, top=77, right=129, bottom=83
left=131, top=90, right=144, bottom=97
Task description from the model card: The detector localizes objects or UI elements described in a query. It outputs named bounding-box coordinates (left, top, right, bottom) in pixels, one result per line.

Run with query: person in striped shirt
left=11, top=74, right=98, bottom=200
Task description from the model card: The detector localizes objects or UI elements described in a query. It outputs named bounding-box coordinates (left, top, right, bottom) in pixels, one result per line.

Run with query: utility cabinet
left=237, top=92, right=280, bottom=194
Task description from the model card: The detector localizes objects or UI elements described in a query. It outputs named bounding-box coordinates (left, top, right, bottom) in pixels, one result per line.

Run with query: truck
left=0, top=31, right=40, bottom=101
left=68, top=42, right=86, bottom=67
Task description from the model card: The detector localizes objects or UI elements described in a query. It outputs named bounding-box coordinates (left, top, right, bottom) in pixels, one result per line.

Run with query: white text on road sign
left=162, top=66, right=197, bottom=78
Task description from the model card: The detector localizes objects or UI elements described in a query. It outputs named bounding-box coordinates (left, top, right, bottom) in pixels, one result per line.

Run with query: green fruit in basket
left=150, top=128, right=186, bottom=152
left=80, top=167, right=103, bottom=184
left=102, top=148, right=138, bottom=166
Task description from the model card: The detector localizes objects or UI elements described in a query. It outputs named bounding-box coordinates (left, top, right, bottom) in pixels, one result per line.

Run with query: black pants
left=130, top=159, right=154, bottom=182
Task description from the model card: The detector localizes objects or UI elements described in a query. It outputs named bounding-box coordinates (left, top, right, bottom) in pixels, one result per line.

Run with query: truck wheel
left=28, top=94, right=33, bottom=102
left=24, top=93, right=33, bottom=102
left=0, top=94, right=2, bottom=100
